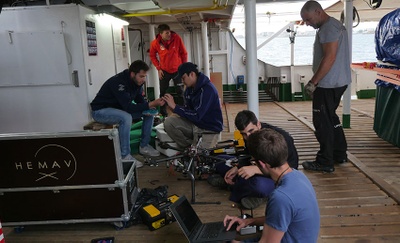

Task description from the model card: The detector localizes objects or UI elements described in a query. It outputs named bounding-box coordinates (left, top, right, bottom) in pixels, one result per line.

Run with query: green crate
left=130, top=138, right=141, bottom=154
left=131, top=121, right=143, bottom=130
left=129, top=129, right=157, bottom=154
left=357, top=89, right=376, bottom=99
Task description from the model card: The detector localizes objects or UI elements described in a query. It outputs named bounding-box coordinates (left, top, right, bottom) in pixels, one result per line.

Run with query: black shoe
left=240, top=197, right=268, bottom=209
left=302, top=161, right=335, bottom=173
left=335, top=158, right=348, bottom=164
left=207, top=174, right=228, bottom=188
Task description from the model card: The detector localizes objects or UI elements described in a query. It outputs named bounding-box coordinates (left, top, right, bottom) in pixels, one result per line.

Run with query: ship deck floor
left=3, top=99, right=400, bottom=243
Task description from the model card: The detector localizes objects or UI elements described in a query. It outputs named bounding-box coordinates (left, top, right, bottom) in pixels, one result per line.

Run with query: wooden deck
left=3, top=99, right=400, bottom=242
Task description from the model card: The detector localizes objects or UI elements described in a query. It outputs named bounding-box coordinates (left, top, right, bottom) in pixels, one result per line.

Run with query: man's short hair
left=176, top=62, right=199, bottom=80
left=157, top=24, right=170, bottom=34
left=235, top=110, right=258, bottom=131
left=247, top=128, right=288, bottom=168
left=301, top=0, right=322, bottom=13
left=129, top=60, right=149, bottom=74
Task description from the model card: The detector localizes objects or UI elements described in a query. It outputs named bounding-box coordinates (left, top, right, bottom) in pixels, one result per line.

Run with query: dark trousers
left=159, top=70, right=184, bottom=116
left=215, top=162, right=274, bottom=203
left=313, top=85, right=348, bottom=166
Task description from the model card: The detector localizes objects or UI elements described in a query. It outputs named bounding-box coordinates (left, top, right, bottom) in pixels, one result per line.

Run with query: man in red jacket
left=150, top=24, right=188, bottom=117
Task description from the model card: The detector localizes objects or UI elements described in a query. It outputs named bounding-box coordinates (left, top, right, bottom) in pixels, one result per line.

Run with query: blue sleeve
left=173, top=86, right=216, bottom=124
left=131, top=87, right=149, bottom=113
left=265, top=191, right=294, bottom=232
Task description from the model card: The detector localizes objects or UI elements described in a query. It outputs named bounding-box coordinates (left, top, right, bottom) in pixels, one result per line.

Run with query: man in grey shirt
left=301, top=0, right=351, bottom=173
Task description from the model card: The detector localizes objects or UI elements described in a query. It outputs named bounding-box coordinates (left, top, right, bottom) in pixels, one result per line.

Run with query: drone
left=145, top=135, right=243, bottom=204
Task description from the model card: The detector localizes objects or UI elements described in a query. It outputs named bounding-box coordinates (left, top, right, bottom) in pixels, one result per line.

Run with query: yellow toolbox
left=139, top=195, right=179, bottom=231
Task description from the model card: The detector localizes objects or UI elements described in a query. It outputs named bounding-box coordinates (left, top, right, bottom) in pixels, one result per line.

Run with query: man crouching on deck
left=223, top=129, right=320, bottom=243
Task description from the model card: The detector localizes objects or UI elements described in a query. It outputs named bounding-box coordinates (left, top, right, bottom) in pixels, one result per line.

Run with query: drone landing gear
left=185, top=155, right=221, bottom=205
left=150, top=137, right=225, bottom=205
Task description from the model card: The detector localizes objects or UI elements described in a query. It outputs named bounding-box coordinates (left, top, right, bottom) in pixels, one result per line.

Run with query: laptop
left=169, top=195, right=237, bottom=243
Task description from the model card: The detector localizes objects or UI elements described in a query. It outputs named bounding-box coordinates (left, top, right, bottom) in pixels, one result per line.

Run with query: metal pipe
left=122, top=5, right=226, bottom=18
left=149, top=24, right=160, bottom=99
left=201, top=21, right=210, bottom=77
left=111, top=25, right=118, bottom=74
left=342, top=0, right=353, bottom=128
left=244, top=0, right=259, bottom=117
left=289, top=23, right=296, bottom=101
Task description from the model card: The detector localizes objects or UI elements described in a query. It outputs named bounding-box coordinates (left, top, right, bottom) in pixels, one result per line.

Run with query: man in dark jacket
left=209, top=110, right=299, bottom=209
left=90, top=60, right=165, bottom=166
left=162, top=62, right=223, bottom=149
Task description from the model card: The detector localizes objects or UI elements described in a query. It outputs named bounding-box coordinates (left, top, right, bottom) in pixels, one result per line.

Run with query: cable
left=363, top=0, right=382, bottom=9
left=353, top=7, right=360, bottom=28
left=61, top=21, right=73, bottom=65
left=340, top=6, right=360, bottom=28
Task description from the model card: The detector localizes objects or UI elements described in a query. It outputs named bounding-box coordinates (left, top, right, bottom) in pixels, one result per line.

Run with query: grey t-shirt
left=312, top=17, right=351, bottom=88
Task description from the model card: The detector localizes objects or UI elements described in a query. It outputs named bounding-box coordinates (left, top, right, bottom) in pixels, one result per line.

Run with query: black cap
left=176, top=62, right=198, bottom=80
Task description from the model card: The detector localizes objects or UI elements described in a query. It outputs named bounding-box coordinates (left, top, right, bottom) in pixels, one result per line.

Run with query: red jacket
left=149, top=31, right=188, bottom=74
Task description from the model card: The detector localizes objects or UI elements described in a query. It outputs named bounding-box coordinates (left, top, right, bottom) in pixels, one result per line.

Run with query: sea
left=235, top=33, right=376, bottom=67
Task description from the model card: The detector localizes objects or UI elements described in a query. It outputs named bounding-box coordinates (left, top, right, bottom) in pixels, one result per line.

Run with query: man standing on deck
left=301, top=0, right=351, bottom=173
left=150, top=24, right=188, bottom=117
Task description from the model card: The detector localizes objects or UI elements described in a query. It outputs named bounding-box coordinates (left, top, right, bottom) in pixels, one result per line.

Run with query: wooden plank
left=321, top=214, right=400, bottom=227
left=224, top=102, right=237, bottom=132
left=320, top=237, right=400, bottom=243
left=320, top=205, right=400, bottom=217
left=317, top=196, right=396, bottom=208
left=320, top=225, right=400, bottom=238
left=348, top=153, right=400, bottom=205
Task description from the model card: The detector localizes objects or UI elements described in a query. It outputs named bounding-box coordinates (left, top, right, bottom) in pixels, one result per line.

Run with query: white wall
left=0, top=4, right=130, bottom=133
left=82, top=10, right=130, bottom=102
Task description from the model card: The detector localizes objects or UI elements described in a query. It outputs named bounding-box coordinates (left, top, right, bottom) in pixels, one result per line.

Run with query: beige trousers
left=163, top=114, right=220, bottom=149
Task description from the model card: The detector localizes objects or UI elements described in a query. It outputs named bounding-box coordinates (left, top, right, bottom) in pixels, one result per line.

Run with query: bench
left=83, top=121, right=116, bottom=131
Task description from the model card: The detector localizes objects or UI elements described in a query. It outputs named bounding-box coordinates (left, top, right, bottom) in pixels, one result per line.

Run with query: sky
left=230, top=0, right=377, bottom=35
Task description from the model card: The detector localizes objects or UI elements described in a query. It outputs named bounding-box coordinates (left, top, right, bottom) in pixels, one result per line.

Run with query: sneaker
left=207, top=174, right=228, bottom=188
left=122, top=154, right=134, bottom=161
left=302, top=161, right=334, bottom=173
left=139, top=145, right=160, bottom=157
left=122, top=154, right=143, bottom=168
left=240, top=197, right=268, bottom=209
left=135, top=160, right=144, bottom=168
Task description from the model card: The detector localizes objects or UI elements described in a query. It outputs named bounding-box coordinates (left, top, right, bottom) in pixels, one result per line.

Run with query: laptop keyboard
left=200, top=222, right=223, bottom=239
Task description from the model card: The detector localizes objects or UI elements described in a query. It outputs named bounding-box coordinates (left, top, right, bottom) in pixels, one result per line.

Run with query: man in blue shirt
left=224, top=129, right=320, bottom=243
left=162, top=62, right=223, bottom=149
left=91, top=60, right=165, bottom=166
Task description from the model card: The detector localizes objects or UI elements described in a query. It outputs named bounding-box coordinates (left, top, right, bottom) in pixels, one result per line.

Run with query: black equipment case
left=0, top=129, right=139, bottom=226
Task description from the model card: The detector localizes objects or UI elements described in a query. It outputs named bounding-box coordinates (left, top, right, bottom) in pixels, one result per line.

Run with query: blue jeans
left=92, top=108, right=154, bottom=157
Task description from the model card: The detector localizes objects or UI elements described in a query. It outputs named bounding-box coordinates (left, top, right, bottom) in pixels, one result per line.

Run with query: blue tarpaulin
left=375, top=8, right=400, bottom=66
left=373, top=8, right=400, bottom=148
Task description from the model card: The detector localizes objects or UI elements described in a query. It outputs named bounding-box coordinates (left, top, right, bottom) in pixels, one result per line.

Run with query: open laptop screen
left=173, top=196, right=201, bottom=235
